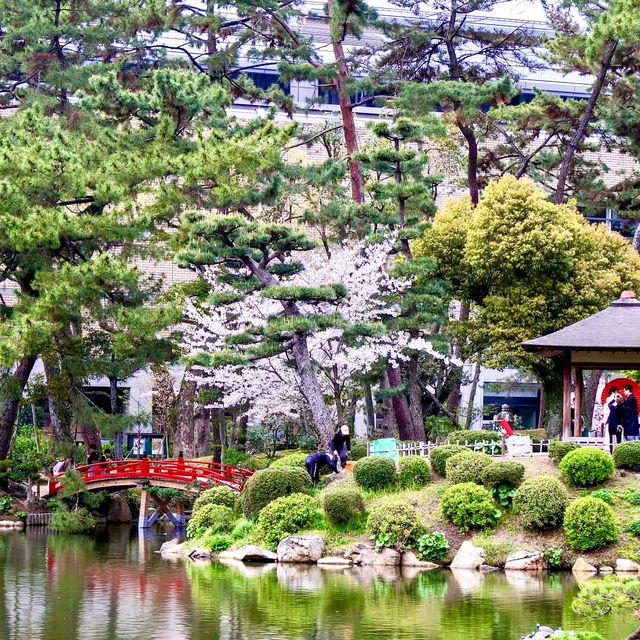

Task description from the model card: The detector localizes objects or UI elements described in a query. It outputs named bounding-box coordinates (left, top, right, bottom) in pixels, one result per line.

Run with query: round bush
left=350, top=441, right=368, bottom=461
left=222, top=448, right=251, bottom=466
left=397, top=456, right=431, bottom=488
left=448, top=429, right=502, bottom=444
left=366, top=502, right=424, bottom=548
left=322, top=488, right=365, bottom=525
left=563, top=497, right=618, bottom=551
left=193, top=485, right=238, bottom=513
left=445, top=451, right=492, bottom=485
left=240, top=467, right=311, bottom=519
left=548, top=439, right=580, bottom=463
left=429, top=445, right=469, bottom=476
left=481, top=461, right=526, bottom=488
left=243, top=456, right=270, bottom=471
left=257, top=493, right=321, bottom=549
left=441, top=483, right=500, bottom=532
left=559, top=447, right=614, bottom=487
left=353, top=456, right=397, bottom=491
left=201, top=532, right=233, bottom=552
left=612, top=440, right=640, bottom=470
left=186, top=504, right=235, bottom=539
left=513, top=475, right=569, bottom=530
left=269, top=452, right=308, bottom=469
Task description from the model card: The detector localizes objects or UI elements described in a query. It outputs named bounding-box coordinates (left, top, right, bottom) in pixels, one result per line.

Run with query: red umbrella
left=601, top=377, right=640, bottom=407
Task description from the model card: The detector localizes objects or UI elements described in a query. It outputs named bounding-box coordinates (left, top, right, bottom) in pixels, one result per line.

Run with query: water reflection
left=0, top=529, right=636, bottom=640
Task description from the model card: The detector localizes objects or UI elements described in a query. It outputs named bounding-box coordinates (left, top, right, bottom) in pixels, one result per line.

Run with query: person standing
left=607, top=392, right=624, bottom=448
left=622, top=385, right=640, bottom=441
left=328, top=425, right=351, bottom=469
left=87, top=444, right=100, bottom=464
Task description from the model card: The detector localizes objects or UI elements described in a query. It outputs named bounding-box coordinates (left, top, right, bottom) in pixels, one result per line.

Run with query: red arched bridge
left=45, top=458, right=254, bottom=499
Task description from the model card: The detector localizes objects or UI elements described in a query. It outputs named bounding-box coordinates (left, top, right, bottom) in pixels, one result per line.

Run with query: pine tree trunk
left=43, top=357, right=74, bottom=443
left=0, top=356, right=36, bottom=459
left=363, top=381, right=376, bottom=436
left=583, top=370, right=603, bottom=432
left=387, top=365, right=413, bottom=440
left=464, top=358, right=482, bottom=429
left=407, top=356, right=424, bottom=440
left=109, top=375, right=123, bottom=459
left=173, top=377, right=210, bottom=458
left=379, top=372, right=396, bottom=437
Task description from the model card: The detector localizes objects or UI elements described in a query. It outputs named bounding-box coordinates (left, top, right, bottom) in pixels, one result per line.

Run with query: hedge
left=397, top=456, right=431, bottom=488
left=367, top=502, right=424, bottom=548
left=481, top=461, right=525, bottom=488
left=353, top=456, right=397, bottom=491
left=612, top=441, right=640, bottom=471
left=563, top=497, right=618, bottom=551
left=513, top=475, right=569, bottom=530
left=323, top=488, right=366, bottom=525
left=441, top=483, right=500, bottom=532
left=429, top=445, right=469, bottom=476
left=445, top=451, right=492, bottom=485
left=548, top=439, right=580, bottom=463
left=240, top=467, right=311, bottom=519
left=257, top=493, right=321, bottom=549
left=559, top=447, right=614, bottom=487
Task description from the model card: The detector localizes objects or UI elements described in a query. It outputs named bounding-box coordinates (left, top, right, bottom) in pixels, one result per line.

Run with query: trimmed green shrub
left=350, top=441, right=368, bottom=461
left=612, top=440, right=640, bottom=470
left=548, top=439, right=580, bottom=463
left=49, top=508, right=96, bottom=534
left=563, top=497, right=618, bottom=551
left=429, top=445, right=469, bottom=476
left=591, top=488, right=615, bottom=503
left=560, top=447, right=614, bottom=487
left=201, top=532, right=233, bottom=552
left=240, top=467, right=311, bottom=519
left=257, top=493, right=321, bottom=549
left=231, top=518, right=254, bottom=540
left=445, top=451, right=492, bottom=485
left=367, top=502, right=424, bottom=549
left=397, top=456, right=431, bottom=488
left=193, top=485, right=238, bottom=513
left=353, top=456, right=397, bottom=491
left=481, top=461, right=525, bottom=488
left=513, top=475, right=569, bottom=530
left=322, top=488, right=365, bottom=525
left=269, top=452, right=308, bottom=469
left=441, top=483, right=500, bottom=532
left=222, top=448, right=251, bottom=466
left=243, top=456, right=270, bottom=471
left=416, top=531, right=449, bottom=561
left=448, top=429, right=502, bottom=444
left=624, top=520, right=640, bottom=536
left=187, top=504, right=235, bottom=539
left=550, top=633, right=605, bottom=640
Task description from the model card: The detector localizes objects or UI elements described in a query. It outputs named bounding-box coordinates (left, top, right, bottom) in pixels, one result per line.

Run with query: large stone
left=106, top=493, right=132, bottom=523
left=450, top=541, right=486, bottom=570
left=350, top=543, right=401, bottom=566
left=504, top=550, right=546, bottom=571
left=401, top=550, right=439, bottom=569
left=277, top=535, right=326, bottom=563
left=572, top=557, right=598, bottom=574
left=218, top=545, right=277, bottom=562
left=616, top=558, right=640, bottom=572
left=189, top=547, right=213, bottom=559
left=160, top=538, right=181, bottom=552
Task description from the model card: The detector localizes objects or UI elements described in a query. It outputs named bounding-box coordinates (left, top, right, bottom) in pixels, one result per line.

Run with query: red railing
left=47, top=459, right=254, bottom=495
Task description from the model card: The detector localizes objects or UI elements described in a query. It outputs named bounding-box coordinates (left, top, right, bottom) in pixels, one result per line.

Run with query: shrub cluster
left=193, top=485, right=238, bottom=513
left=322, top=488, right=366, bottom=525
left=350, top=442, right=368, bottom=461
left=441, top=483, right=500, bottom=532
left=548, top=439, right=580, bottom=463
left=240, top=467, right=311, bottom=519
left=353, top=456, right=397, bottom=491
left=397, top=456, right=431, bottom=488
left=445, top=451, right=492, bottom=485
left=257, top=493, right=321, bottom=549
left=429, top=445, right=469, bottom=476
left=366, top=502, right=424, bottom=549
left=222, top=448, right=251, bottom=466
left=201, top=532, right=233, bottom=552
left=49, top=508, right=96, bottom=534
left=269, top=452, right=308, bottom=469
left=447, top=430, right=502, bottom=444
left=481, top=461, right=525, bottom=488
left=559, top=447, right=614, bottom=487
left=563, top=497, right=618, bottom=551
left=187, top=504, right=235, bottom=539
left=416, top=531, right=449, bottom=561
left=513, top=475, right=569, bottom=530
left=612, top=441, right=640, bottom=471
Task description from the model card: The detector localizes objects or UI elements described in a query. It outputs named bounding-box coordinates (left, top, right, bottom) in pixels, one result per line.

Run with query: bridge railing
left=47, top=459, right=254, bottom=495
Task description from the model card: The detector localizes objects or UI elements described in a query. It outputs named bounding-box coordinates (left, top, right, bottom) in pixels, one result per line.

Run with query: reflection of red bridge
left=45, top=459, right=254, bottom=498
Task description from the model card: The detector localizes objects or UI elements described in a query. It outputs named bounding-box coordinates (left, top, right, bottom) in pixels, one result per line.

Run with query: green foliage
left=493, top=485, right=517, bottom=508
left=193, top=486, right=238, bottom=513
left=545, top=546, right=563, bottom=568
left=424, top=416, right=454, bottom=440
left=147, top=487, right=191, bottom=507
left=350, top=441, right=368, bottom=461
left=397, top=456, right=431, bottom=488
left=0, top=496, right=13, bottom=514
left=415, top=532, right=449, bottom=562
left=560, top=447, right=615, bottom=487
left=548, top=439, right=581, bottom=463
left=186, top=504, right=235, bottom=540
left=549, top=632, right=605, bottom=640
left=513, top=476, right=569, bottom=530
left=222, top=448, right=252, bottom=466
left=322, top=488, right=366, bottom=525
left=353, top=456, right=397, bottom=491
left=240, top=467, right=311, bottom=519
left=481, top=461, right=525, bottom=488
left=200, top=533, right=233, bottom=552
left=230, top=518, right=255, bottom=540
left=257, top=493, right=321, bottom=550
left=623, top=487, right=640, bottom=505
left=448, top=430, right=502, bottom=444
left=269, top=453, right=308, bottom=469
left=49, top=508, right=96, bottom=534
left=429, top=445, right=469, bottom=476
left=441, top=483, right=500, bottom=532
left=445, top=451, right=492, bottom=485
left=624, top=520, right=640, bottom=537
left=571, top=576, right=640, bottom=619
left=366, top=502, right=424, bottom=549
left=612, top=441, right=640, bottom=470
left=563, top=497, right=618, bottom=551
left=591, top=488, right=615, bottom=504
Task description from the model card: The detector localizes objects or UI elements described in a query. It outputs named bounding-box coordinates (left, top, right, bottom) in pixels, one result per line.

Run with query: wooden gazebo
left=522, top=290, right=640, bottom=439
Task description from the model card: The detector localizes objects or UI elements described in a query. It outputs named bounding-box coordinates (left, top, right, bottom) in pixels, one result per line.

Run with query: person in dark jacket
left=623, top=384, right=640, bottom=440
left=305, top=452, right=338, bottom=486
left=328, top=425, right=351, bottom=469
left=87, top=444, right=100, bottom=464
left=607, top=392, right=625, bottom=448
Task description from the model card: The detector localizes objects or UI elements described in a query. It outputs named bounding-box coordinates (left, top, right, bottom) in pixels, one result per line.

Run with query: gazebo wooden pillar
left=523, top=291, right=640, bottom=440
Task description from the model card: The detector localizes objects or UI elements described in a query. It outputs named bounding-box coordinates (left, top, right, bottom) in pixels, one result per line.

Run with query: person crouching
left=305, top=452, right=339, bottom=487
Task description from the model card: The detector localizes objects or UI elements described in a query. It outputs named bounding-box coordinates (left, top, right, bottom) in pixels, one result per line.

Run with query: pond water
left=0, top=527, right=636, bottom=640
